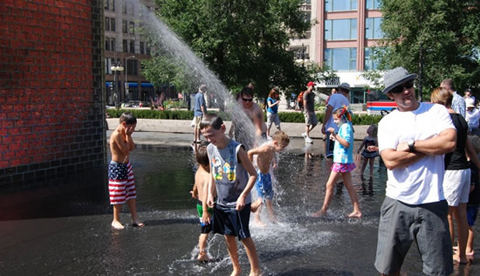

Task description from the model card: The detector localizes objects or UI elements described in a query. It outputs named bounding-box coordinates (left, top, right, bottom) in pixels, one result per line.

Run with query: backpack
left=297, top=91, right=305, bottom=108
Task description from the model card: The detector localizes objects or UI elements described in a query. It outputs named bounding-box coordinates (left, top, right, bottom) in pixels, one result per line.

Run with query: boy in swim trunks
left=200, top=114, right=261, bottom=276
left=247, top=131, right=290, bottom=226
left=191, top=142, right=215, bottom=261
left=108, top=112, right=143, bottom=230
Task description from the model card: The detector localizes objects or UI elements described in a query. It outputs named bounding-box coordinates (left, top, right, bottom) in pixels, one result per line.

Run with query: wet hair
left=240, top=87, right=254, bottom=98
left=368, top=124, right=378, bottom=138
left=430, top=87, right=452, bottom=107
left=199, top=113, right=224, bottom=130
left=271, top=131, right=290, bottom=147
left=333, top=105, right=353, bottom=123
left=469, top=135, right=480, bottom=154
left=268, top=88, right=279, bottom=98
left=195, top=143, right=210, bottom=171
left=119, top=112, right=137, bottom=125
left=441, top=78, right=455, bottom=91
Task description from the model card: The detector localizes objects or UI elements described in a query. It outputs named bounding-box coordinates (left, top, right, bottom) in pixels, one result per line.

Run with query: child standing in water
left=108, top=112, right=144, bottom=229
left=190, top=143, right=214, bottom=261
left=200, top=114, right=261, bottom=276
left=312, top=106, right=362, bottom=218
left=247, top=131, right=290, bottom=226
left=356, top=124, right=379, bottom=178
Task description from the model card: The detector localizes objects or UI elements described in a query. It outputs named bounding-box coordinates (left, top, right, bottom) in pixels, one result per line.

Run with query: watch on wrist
left=407, top=140, right=415, bottom=152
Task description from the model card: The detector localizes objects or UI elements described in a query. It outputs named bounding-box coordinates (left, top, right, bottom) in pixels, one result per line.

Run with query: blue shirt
left=267, top=97, right=278, bottom=114
left=333, top=122, right=354, bottom=164
left=194, top=92, right=207, bottom=117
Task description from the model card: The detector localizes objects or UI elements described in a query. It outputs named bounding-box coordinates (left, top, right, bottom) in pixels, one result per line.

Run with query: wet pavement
left=1, top=132, right=480, bottom=275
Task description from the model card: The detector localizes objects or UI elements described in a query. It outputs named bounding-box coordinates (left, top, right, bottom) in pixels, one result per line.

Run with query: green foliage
left=147, top=0, right=312, bottom=99
left=107, top=109, right=382, bottom=125
left=377, top=0, right=480, bottom=98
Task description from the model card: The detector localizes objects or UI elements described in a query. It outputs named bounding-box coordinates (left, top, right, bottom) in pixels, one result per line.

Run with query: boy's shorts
left=444, top=169, right=471, bottom=206
left=197, top=200, right=213, bottom=234
left=467, top=205, right=480, bottom=226
left=255, top=171, right=274, bottom=200
left=213, top=203, right=251, bottom=240
left=194, top=116, right=203, bottom=129
left=108, top=161, right=137, bottom=205
left=266, top=112, right=280, bottom=128
left=375, top=197, right=453, bottom=276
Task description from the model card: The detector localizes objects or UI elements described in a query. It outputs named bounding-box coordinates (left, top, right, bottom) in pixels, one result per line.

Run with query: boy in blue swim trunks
left=191, top=142, right=214, bottom=261
left=248, top=131, right=290, bottom=226
left=200, top=114, right=261, bottom=276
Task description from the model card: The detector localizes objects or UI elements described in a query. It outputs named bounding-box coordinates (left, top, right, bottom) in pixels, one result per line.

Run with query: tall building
left=290, top=0, right=383, bottom=103
left=104, top=0, right=156, bottom=106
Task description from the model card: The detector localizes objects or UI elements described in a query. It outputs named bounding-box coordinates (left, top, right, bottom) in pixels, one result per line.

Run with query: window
left=127, top=60, right=139, bottom=76
left=129, top=21, right=135, bottom=34
left=110, top=18, right=115, bottom=32
left=123, top=40, right=128, bottom=52
left=325, top=0, right=357, bottom=12
left=364, top=48, right=379, bottom=70
left=325, top=19, right=357, bottom=40
left=146, top=46, right=151, bottom=56
left=105, top=58, right=113, bottom=74
left=111, top=38, right=116, bottom=52
left=130, top=41, right=135, bottom=54
left=105, top=17, right=110, bottom=31
left=104, top=0, right=115, bottom=11
left=324, top=48, right=357, bottom=71
left=366, top=0, right=381, bottom=10
left=140, top=42, right=145, bottom=54
left=105, top=39, right=110, bottom=51
left=365, top=18, right=383, bottom=39
left=122, top=20, right=128, bottom=33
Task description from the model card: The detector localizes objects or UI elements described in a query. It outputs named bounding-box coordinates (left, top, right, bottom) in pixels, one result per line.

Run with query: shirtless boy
left=248, top=131, right=290, bottom=226
left=108, top=112, right=143, bottom=230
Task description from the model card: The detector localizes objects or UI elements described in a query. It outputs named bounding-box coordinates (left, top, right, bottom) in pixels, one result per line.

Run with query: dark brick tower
left=0, top=0, right=107, bottom=219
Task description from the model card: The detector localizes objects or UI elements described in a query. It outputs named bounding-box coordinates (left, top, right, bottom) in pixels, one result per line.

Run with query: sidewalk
left=106, top=118, right=369, bottom=141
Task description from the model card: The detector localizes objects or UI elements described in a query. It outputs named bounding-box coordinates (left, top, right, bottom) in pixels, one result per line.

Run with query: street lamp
left=111, top=59, right=124, bottom=109
left=124, top=55, right=135, bottom=101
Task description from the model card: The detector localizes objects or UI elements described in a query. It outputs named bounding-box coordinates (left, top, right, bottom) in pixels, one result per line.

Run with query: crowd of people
left=108, top=69, right=480, bottom=275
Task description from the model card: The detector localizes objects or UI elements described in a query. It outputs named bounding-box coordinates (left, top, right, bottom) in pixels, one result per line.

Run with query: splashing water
left=135, top=1, right=258, bottom=148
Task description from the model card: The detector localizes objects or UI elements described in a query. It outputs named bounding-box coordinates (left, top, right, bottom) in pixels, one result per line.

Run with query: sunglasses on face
left=242, top=98, right=253, bottom=102
left=391, top=80, right=414, bottom=94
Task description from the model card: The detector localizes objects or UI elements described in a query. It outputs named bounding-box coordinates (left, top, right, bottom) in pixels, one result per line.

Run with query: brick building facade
left=0, top=0, right=107, bottom=219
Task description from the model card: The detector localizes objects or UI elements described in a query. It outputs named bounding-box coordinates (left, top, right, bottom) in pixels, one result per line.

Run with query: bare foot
left=132, top=221, right=144, bottom=227
left=197, top=252, right=211, bottom=262
left=311, top=210, right=327, bottom=218
left=249, top=269, right=262, bottom=276
left=111, top=221, right=125, bottom=230
left=230, top=268, right=241, bottom=276
left=250, top=199, right=263, bottom=213
left=253, top=219, right=267, bottom=227
left=453, top=254, right=469, bottom=265
left=347, top=211, right=362, bottom=218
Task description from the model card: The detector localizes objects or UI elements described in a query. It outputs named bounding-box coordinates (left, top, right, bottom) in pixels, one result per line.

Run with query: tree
left=377, top=0, right=480, bottom=99
left=144, top=0, right=312, bottom=98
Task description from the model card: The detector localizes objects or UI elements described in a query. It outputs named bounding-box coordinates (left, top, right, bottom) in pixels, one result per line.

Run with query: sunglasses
left=242, top=98, right=253, bottom=102
left=391, top=80, right=414, bottom=94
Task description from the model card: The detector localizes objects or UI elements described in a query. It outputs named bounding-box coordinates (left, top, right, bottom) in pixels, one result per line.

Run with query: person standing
left=301, top=81, right=318, bottom=144
left=108, top=112, right=144, bottom=230
left=374, top=67, right=456, bottom=276
left=441, top=78, right=466, bottom=117
left=266, top=88, right=281, bottom=138
left=322, top=83, right=350, bottom=158
left=194, top=84, right=208, bottom=144
left=431, top=87, right=480, bottom=264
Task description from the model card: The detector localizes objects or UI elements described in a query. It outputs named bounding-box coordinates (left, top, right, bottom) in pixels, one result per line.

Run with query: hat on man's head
left=307, top=81, right=315, bottom=87
left=382, top=67, right=417, bottom=94
left=466, top=98, right=475, bottom=107
left=338, top=83, right=351, bottom=91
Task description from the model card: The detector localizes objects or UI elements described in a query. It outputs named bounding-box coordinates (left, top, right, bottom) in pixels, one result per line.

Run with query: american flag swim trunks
left=108, top=161, right=136, bottom=205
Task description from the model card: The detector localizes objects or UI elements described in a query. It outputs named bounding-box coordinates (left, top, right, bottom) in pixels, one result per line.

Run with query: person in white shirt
left=466, top=101, right=480, bottom=136
left=375, top=67, right=456, bottom=276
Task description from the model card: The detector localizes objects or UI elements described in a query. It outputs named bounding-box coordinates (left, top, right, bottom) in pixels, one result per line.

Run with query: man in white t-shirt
left=374, top=67, right=456, bottom=276
left=466, top=100, right=480, bottom=135
left=321, top=82, right=350, bottom=158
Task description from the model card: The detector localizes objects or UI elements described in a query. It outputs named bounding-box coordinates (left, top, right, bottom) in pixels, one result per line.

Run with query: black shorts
left=212, top=203, right=251, bottom=240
